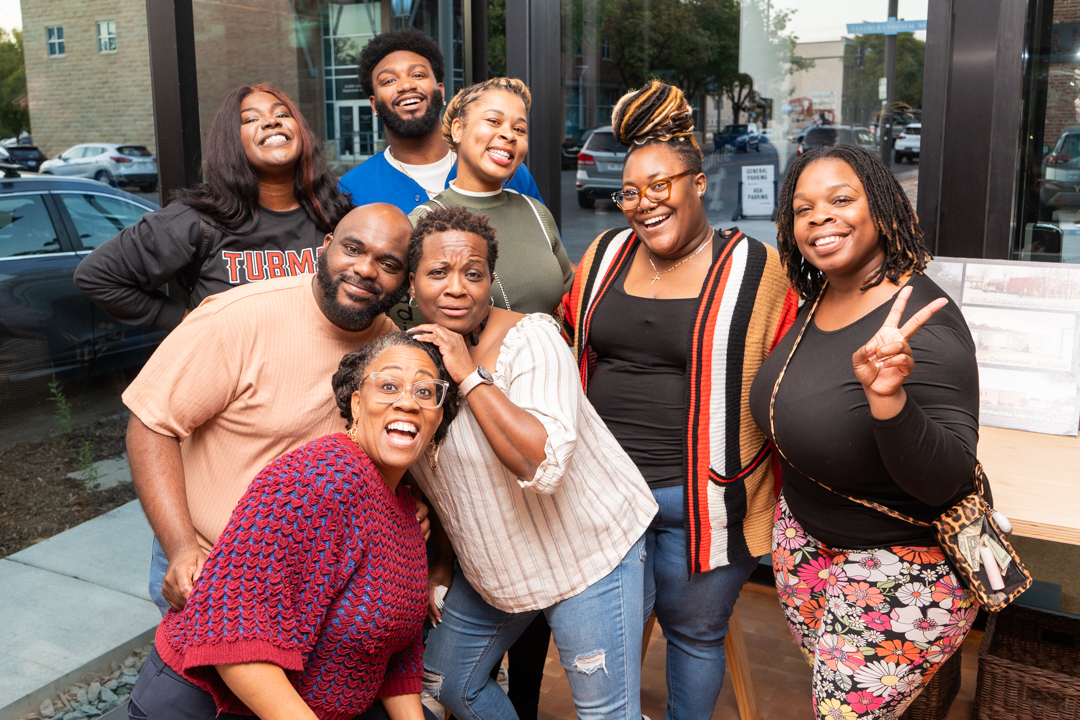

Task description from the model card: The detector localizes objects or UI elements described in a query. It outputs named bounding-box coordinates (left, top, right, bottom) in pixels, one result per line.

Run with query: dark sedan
left=713, top=124, right=762, bottom=153
left=0, top=173, right=164, bottom=406
left=0, top=145, right=48, bottom=172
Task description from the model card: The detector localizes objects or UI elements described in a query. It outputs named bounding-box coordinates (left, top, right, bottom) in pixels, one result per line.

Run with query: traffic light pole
left=880, top=0, right=899, bottom=166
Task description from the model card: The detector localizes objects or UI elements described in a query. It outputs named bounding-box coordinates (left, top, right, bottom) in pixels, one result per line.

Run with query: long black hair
left=776, top=144, right=930, bottom=300
left=175, top=83, right=352, bottom=234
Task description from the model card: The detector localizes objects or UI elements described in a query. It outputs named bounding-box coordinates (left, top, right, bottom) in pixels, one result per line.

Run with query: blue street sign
left=847, top=18, right=927, bottom=35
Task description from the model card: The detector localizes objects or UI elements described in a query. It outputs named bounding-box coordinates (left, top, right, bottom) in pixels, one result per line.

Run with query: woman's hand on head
left=408, top=324, right=475, bottom=383
left=853, top=285, right=947, bottom=417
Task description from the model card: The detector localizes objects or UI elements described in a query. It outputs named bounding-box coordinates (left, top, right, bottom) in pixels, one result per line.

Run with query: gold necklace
left=646, top=229, right=714, bottom=285
left=386, top=147, right=455, bottom=196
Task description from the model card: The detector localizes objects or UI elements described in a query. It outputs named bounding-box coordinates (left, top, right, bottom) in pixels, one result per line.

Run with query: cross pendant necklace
left=646, top=229, right=714, bottom=285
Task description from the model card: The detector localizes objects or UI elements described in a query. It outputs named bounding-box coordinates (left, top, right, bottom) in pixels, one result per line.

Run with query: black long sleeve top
left=73, top=201, right=325, bottom=331
left=748, top=273, right=981, bottom=549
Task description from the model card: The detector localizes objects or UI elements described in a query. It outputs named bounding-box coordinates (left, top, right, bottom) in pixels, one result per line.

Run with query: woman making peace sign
left=748, top=145, right=981, bottom=720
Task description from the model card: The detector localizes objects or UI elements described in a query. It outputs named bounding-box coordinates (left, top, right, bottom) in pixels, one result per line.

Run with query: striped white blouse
left=411, top=313, right=658, bottom=613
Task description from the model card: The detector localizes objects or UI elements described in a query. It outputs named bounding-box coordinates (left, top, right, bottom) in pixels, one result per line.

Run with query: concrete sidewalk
left=0, top=500, right=159, bottom=714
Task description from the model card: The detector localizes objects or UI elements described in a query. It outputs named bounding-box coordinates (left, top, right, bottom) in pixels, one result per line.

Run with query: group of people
left=72, top=27, right=982, bottom=720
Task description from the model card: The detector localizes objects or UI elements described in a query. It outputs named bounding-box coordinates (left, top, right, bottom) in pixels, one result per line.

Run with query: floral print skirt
left=772, top=494, right=978, bottom=720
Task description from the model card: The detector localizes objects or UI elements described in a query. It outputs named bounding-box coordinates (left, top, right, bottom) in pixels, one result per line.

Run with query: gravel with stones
left=18, top=645, right=150, bottom=720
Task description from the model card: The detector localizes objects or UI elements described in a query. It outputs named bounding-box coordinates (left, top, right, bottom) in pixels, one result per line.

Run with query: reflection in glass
left=558, top=0, right=929, bottom=262
left=1016, top=0, right=1080, bottom=264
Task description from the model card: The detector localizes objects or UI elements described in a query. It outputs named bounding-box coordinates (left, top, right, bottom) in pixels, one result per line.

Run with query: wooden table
left=977, top=426, right=1080, bottom=545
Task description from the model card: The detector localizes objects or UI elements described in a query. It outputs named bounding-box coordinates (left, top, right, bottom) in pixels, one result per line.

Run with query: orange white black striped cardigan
left=561, top=227, right=799, bottom=574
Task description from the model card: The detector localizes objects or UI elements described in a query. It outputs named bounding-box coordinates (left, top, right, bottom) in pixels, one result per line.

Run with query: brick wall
left=1046, top=0, right=1080, bottom=148
left=22, top=0, right=155, bottom=160
left=192, top=0, right=307, bottom=150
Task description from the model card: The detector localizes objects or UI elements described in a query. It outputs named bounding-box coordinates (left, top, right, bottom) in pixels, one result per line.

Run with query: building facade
left=22, top=0, right=155, bottom=160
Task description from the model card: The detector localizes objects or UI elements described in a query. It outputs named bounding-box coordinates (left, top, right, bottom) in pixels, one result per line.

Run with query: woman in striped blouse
left=406, top=205, right=658, bottom=720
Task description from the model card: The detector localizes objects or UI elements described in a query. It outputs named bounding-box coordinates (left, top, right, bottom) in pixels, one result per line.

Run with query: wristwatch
left=459, top=365, right=494, bottom=397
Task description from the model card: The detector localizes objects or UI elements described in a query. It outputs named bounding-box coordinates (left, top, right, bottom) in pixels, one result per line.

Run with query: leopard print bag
left=769, top=293, right=1032, bottom=613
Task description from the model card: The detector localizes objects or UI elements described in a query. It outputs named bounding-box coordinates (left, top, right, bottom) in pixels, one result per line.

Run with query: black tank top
left=586, top=259, right=698, bottom=489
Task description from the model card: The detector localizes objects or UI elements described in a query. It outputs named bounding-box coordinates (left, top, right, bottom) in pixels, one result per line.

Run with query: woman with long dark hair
left=75, top=83, right=353, bottom=331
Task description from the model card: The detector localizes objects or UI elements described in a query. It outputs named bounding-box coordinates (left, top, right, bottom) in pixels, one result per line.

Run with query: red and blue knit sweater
left=155, top=434, right=427, bottom=720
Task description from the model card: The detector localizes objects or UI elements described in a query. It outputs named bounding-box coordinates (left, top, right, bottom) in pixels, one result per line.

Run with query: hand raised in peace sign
left=852, top=285, right=949, bottom=416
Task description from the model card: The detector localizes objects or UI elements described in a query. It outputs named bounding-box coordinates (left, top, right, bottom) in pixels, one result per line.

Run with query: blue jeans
left=642, top=485, right=758, bottom=720
left=423, top=535, right=646, bottom=720
left=149, top=538, right=170, bottom=617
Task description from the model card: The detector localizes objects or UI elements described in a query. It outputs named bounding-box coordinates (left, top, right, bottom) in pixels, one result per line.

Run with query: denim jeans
left=642, top=485, right=758, bottom=720
left=423, top=535, right=646, bottom=720
left=149, top=538, right=170, bottom=617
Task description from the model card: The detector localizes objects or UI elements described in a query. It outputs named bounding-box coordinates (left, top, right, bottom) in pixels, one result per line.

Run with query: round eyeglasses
left=611, top=170, right=695, bottom=210
left=361, top=373, right=450, bottom=409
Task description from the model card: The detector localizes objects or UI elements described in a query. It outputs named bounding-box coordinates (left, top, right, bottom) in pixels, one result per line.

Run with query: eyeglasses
left=611, top=171, right=695, bottom=210
left=361, top=373, right=450, bottom=409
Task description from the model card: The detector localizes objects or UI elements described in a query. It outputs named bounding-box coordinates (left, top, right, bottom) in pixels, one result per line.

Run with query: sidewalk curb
left=0, top=627, right=156, bottom=720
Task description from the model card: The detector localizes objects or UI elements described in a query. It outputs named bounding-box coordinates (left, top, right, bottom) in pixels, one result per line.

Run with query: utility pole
left=880, top=0, right=898, bottom=166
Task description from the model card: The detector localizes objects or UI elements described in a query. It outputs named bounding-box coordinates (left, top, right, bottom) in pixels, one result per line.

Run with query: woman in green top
left=403, top=77, right=572, bottom=720
left=394, top=77, right=573, bottom=328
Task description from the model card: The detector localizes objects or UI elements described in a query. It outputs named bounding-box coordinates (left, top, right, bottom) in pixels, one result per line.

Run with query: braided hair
left=611, top=79, right=702, bottom=174
left=776, top=144, right=930, bottom=301
left=441, top=77, right=532, bottom=148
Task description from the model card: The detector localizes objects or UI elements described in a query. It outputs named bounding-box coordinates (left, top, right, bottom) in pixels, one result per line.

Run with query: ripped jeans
left=422, top=535, right=646, bottom=720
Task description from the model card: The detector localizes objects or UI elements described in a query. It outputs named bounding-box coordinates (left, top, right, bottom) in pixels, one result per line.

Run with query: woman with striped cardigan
left=561, top=80, right=798, bottom=720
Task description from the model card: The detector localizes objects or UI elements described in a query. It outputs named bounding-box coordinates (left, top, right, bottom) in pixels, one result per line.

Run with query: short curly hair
left=441, top=77, right=532, bottom=149
left=409, top=204, right=499, bottom=276
left=776, top=144, right=930, bottom=300
left=331, top=332, right=459, bottom=444
left=358, top=28, right=445, bottom=99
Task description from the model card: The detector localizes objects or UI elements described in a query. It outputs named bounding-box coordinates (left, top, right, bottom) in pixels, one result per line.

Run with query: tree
left=845, top=32, right=925, bottom=124
left=0, top=29, right=28, bottom=138
left=721, top=0, right=813, bottom=126
left=487, top=0, right=506, bottom=78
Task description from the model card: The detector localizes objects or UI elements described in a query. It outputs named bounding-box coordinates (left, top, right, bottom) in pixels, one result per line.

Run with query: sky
left=0, top=0, right=18, bottom=32
left=769, top=0, right=929, bottom=44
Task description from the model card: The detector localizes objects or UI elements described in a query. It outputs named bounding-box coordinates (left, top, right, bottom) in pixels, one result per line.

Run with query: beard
left=315, top=251, right=406, bottom=332
left=375, top=87, right=444, bottom=139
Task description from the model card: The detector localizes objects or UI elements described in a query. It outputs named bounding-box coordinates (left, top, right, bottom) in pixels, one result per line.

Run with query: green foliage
left=488, top=0, right=506, bottom=78
left=846, top=33, right=925, bottom=123
left=78, top=441, right=99, bottom=488
left=48, top=377, right=73, bottom=435
left=0, top=29, right=28, bottom=138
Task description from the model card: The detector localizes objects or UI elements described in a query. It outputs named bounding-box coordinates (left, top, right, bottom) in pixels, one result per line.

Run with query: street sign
left=847, top=18, right=927, bottom=35
left=740, top=165, right=775, bottom=218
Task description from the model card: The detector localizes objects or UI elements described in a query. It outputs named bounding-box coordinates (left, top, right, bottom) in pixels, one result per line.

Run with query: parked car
left=561, top=127, right=595, bottom=170
left=797, top=125, right=879, bottom=155
left=575, top=126, right=627, bottom=208
left=41, top=143, right=158, bottom=193
left=0, top=144, right=48, bottom=172
left=0, top=173, right=164, bottom=406
left=713, top=123, right=761, bottom=153
left=893, top=123, right=921, bottom=163
left=1041, top=126, right=1080, bottom=210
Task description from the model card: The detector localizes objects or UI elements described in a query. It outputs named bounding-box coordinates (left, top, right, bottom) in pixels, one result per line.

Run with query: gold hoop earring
left=347, top=421, right=361, bottom=446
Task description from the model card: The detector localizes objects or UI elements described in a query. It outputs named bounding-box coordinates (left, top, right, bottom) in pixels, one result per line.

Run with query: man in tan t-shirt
left=124, top=203, right=413, bottom=614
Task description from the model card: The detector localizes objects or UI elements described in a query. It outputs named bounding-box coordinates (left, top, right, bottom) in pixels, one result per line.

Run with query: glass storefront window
left=1015, top=0, right=1080, bottom=264
left=193, top=1, right=463, bottom=177
left=559, top=0, right=929, bottom=262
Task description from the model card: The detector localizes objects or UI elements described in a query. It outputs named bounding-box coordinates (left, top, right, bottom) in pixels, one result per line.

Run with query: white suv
left=893, top=124, right=921, bottom=163
left=41, top=143, right=158, bottom=192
